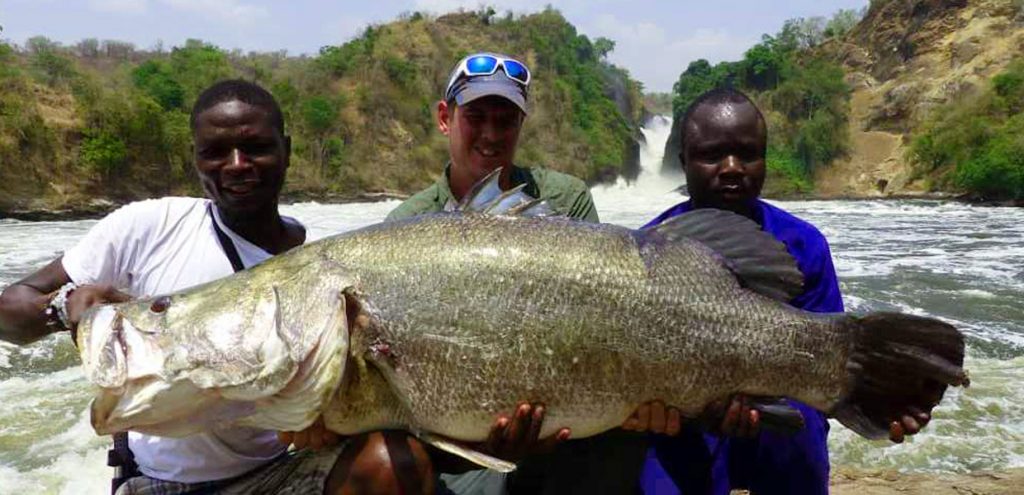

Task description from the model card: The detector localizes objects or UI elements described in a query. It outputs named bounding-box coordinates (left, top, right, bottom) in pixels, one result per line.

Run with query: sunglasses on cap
left=444, top=54, right=531, bottom=99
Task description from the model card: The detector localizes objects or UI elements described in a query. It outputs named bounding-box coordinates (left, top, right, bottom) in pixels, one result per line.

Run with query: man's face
left=439, top=96, right=524, bottom=182
left=193, top=100, right=290, bottom=215
left=681, top=101, right=767, bottom=214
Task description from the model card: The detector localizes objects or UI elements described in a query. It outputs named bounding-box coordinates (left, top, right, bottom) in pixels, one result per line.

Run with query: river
left=0, top=116, right=1021, bottom=492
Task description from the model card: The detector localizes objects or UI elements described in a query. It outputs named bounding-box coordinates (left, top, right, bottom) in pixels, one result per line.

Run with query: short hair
left=189, top=79, right=285, bottom=135
left=680, top=87, right=766, bottom=151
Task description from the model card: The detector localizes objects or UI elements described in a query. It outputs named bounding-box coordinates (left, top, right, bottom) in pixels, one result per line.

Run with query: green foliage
left=2, top=11, right=644, bottom=204
left=824, top=9, right=863, bottom=38
left=300, top=95, right=344, bottom=177
left=301, top=96, right=341, bottom=134
left=593, top=37, right=615, bottom=60
left=671, top=59, right=739, bottom=118
left=80, top=130, right=127, bottom=176
left=30, top=50, right=77, bottom=87
left=132, top=60, right=185, bottom=110
left=169, top=40, right=232, bottom=102
left=765, top=147, right=813, bottom=195
left=316, top=27, right=378, bottom=77
left=668, top=14, right=851, bottom=181
left=911, top=60, right=1024, bottom=199
left=383, top=56, right=416, bottom=88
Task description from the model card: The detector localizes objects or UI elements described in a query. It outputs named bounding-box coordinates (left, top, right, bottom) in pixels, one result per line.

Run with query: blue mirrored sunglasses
left=445, top=55, right=531, bottom=98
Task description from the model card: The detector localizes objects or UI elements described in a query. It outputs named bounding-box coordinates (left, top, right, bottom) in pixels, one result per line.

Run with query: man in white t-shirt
left=0, top=80, right=446, bottom=494
left=0, top=79, right=585, bottom=494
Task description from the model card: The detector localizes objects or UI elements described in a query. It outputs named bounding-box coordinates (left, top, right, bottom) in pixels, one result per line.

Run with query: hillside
left=660, top=0, right=1024, bottom=201
left=817, top=0, right=1024, bottom=198
left=0, top=8, right=644, bottom=217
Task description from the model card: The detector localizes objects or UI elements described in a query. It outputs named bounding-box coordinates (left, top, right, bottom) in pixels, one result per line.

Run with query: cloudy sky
left=1, top=0, right=867, bottom=92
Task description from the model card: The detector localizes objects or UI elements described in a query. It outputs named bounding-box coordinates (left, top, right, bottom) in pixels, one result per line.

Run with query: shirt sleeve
left=61, top=203, right=147, bottom=288
left=569, top=187, right=600, bottom=223
left=791, top=234, right=844, bottom=313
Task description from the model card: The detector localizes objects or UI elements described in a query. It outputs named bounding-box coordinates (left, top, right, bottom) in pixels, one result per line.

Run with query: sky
left=0, top=0, right=868, bottom=92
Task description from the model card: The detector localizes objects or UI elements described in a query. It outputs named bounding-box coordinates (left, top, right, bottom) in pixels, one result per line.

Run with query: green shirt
left=386, top=164, right=599, bottom=223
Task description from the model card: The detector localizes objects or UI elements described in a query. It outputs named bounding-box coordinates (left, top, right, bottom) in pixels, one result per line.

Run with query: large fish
left=76, top=174, right=968, bottom=471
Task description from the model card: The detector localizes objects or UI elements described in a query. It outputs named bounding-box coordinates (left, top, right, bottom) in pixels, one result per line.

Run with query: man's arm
left=570, top=188, right=599, bottom=223
left=0, top=258, right=72, bottom=345
left=0, top=257, right=131, bottom=346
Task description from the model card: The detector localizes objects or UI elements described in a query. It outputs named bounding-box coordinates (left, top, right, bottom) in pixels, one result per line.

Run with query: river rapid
left=0, top=116, right=1021, bottom=493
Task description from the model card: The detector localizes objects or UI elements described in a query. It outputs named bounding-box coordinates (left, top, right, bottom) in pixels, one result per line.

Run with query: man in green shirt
left=386, top=52, right=598, bottom=223
left=388, top=53, right=670, bottom=494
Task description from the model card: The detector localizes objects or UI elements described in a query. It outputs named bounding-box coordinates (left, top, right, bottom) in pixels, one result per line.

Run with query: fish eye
left=150, top=296, right=172, bottom=314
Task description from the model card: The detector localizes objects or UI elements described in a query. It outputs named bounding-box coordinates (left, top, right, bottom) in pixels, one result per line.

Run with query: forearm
left=0, top=284, right=56, bottom=345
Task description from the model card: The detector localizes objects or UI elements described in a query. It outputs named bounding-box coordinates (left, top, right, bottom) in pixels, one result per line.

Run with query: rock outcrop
left=817, top=0, right=1024, bottom=197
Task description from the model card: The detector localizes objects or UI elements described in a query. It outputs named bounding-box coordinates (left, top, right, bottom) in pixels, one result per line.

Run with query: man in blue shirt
left=639, top=88, right=928, bottom=494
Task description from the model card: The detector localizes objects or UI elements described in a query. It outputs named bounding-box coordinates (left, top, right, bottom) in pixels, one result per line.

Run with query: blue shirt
left=639, top=199, right=844, bottom=495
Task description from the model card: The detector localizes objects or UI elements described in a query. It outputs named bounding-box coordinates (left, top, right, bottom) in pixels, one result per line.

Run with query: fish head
left=77, top=266, right=354, bottom=435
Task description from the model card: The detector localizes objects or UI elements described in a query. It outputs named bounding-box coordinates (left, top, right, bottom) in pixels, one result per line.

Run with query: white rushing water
left=1, top=116, right=1023, bottom=492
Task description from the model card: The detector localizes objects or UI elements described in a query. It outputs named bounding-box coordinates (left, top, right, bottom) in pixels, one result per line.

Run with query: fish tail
left=831, top=312, right=968, bottom=439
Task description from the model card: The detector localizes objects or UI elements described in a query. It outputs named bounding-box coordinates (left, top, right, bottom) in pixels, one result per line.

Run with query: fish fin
left=644, top=208, right=804, bottom=302
left=456, top=168, right=554, bottom=217
left=506, top=198, right=555, bottom=217
left=458, top=168, right=504, bottom=212
left=750, top=398, right=806, bottom=435
left=417, top=432, right=517, bottom=473
left=831, top=313, right=968, bottom=439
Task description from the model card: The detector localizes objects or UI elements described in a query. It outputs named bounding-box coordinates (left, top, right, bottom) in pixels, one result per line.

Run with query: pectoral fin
left=750, top=398, right=806, bottom=435
left=417, top=432, right=517, bottom=473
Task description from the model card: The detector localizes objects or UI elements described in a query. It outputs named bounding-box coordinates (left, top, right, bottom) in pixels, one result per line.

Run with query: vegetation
left=910, top=60, right=1024, bottom=200
left=666, top=8, right=859, bottom=194
left=0, top=8, right=643, bottom=211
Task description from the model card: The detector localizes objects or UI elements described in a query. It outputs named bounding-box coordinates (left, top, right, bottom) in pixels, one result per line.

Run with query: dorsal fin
left=457, top=168, right=555, bottom=217
left=644, top=208, right=804, bottom=302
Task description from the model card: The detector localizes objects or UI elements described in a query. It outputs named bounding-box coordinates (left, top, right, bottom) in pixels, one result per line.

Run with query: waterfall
left=590, top=115, right=684, bottom=227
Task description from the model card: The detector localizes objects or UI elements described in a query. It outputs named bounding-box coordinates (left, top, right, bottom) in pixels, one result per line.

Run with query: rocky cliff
left=816, top=0, right=1024, bottom=197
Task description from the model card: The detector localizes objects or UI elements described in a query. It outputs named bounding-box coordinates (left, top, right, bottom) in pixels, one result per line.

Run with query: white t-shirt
left=63, top=196, right=302, bottom=483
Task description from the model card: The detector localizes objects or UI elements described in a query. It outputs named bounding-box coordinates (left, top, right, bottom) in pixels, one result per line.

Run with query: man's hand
left=278, top=416, right=341, bottom=451
left=701, top=394, right=761, bottom=438
left=889, top=409, right=931, bottom=443
left=481, top=403, right=570, bottom=461
left=64, top=284, right=132, bottom=328
left=622, top=400, right=682, bottom=436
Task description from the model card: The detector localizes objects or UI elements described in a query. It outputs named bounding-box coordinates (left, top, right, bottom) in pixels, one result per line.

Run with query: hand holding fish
left=64, top=284, right=132, bottom=330
left=622, top=400, right=683, bottom=436
left=480, top=403, right=571, bottom=461
left=278, top=416, right=341, bottom=450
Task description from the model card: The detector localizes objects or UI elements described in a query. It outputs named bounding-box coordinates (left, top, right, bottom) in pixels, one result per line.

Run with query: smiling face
left=681, top=99, right=767, bottom=217
left=438, top=96, right=524, bottom=199
left=193, top=100, right=290, bottom=216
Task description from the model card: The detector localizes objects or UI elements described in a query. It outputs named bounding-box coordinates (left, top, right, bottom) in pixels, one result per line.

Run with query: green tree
left=132, top=60, right=185, bottom=111
left=169, top=40, right=233, bottom=102
left=30, top=49, right=76, bottom=87
left=300, top=95, right=344, bottom=178
left=824, top=9, right=863, bottom=39
left=593, top=37, right=615, bottom=60
left=80, top=130, right=127, bottom=179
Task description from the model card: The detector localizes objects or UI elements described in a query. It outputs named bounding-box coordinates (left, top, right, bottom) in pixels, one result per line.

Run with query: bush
left=953, top=114, right=1024, bottom=198
left=765, top=147, right=813, bottom=195
left=31, top=50, right=77, bottom=87
left=80, top=131, right=127, bottom=177
left=132, top=60, right=184, bottom=111
left=910, top=60, right=1024, bottom=199
left=383, top=56, right=416, bottom=88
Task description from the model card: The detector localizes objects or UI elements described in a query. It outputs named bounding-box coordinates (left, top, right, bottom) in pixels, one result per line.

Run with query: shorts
left=115, top=447, right=344, bottom=495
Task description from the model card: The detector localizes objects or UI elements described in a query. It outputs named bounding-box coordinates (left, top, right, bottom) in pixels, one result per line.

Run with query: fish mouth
left=80, top=305, right=128, bottom=390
